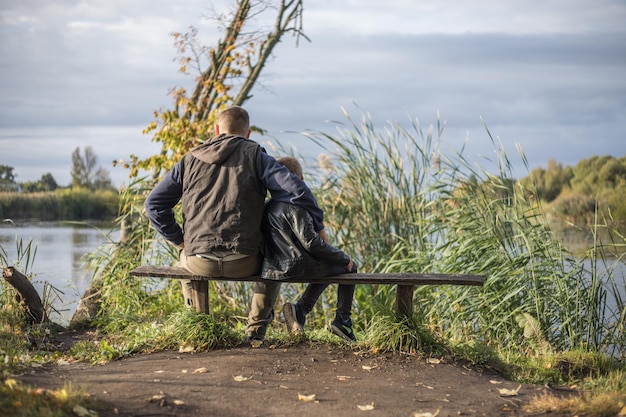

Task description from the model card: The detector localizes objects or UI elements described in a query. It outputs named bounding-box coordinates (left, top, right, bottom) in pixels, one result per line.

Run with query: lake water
left=1, top=221, right=624, bottom=328
left=0, top=221, right=119, bottom=325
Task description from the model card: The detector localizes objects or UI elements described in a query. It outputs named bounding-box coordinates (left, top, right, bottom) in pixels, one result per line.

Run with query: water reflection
left=550, top=221, right=626, bottom=257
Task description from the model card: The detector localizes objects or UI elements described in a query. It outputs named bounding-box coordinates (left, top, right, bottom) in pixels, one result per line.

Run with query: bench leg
left=395, top=284, right=414, bottom=318
left=190, top=280, right=209, bottom=313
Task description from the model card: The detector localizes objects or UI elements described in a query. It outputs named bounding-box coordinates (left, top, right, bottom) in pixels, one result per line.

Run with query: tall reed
left=305, top=109, right=624, bottom=357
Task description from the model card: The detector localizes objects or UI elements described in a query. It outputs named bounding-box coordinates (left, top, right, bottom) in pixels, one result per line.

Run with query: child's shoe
left=283, top=302, right=306, bottom=335
left=329, top=317, right=356, bottom=342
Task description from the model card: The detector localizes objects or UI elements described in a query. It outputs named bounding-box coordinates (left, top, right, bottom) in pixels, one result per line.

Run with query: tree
left=71, top=146, right=113, bottom=190
left=116, top=0, right=308, bottom=179
left=519, top=155, right=626, bottom=223
left=519, top=158, right=572, bottom=202
left=0, top=165, right=16, bottom=182
left=0, top=164, right=18, bottom=192
left=21, top=173, right=58, bottom=193
left=39, top=173, right=58, bottom=191
left=598, top=158, right=626, bottom=189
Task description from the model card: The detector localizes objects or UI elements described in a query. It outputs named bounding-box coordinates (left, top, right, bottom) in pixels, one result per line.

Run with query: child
left=246, top=156, right=358, bottom=342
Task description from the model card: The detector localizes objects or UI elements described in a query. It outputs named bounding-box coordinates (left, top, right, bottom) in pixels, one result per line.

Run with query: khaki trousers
left=246, top=280, right=282, bottom=339
left=178, top=251, right=262, bottom=309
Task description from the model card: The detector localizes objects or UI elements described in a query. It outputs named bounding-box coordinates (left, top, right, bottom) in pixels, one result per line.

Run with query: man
left=144, top=106, right=326, bottom=342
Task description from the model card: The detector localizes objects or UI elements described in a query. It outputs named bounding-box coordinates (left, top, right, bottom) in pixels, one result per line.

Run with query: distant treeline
left=519, top=155, right=626, bottom=224
left=1, top=155, right=623, bottom=224
left=0, top=188, right=119, bottom=221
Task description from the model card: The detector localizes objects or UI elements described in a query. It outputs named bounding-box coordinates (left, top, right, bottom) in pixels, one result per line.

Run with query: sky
left=1, top=0, right=625, bottom=187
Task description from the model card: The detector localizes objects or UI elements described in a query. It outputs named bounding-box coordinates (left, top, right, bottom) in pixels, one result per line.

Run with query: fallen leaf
left=362, top=365, right=377, bottom=371
left=357, top=402, right=375, bottom=411
left=151, top=394, right=166, bottom=401
left=192, top=367, right=208, bottom=374
left=489, top=380, right=503, bottom=384
left=233, top=375, right=252, bottom=382
left=298, top=392, right=316, bottom=402
left=426, top=358, right=441, bottom=364
left=337, top=375, right=354, bottom=381
left=250, top=340, right=263, bottom=348
left=154, top=370, right=165, bottom=374
left=498, top=385, right=522, bottom=397
left=413, top=410, right=440, bottom=417
left=173, top=399, right=185, bottom=406
left=72, top=405, right=92, bottom=417
left=179, top=343, right=195, bottom=353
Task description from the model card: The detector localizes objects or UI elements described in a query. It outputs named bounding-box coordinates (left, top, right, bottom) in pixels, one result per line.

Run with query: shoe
left=330, top=317, right=356, bottom=342
left=283, top=302, right=305, bottom=335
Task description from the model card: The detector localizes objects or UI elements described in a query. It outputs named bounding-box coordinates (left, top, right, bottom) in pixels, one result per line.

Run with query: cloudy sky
left=1, top=0, right=625, bottom=187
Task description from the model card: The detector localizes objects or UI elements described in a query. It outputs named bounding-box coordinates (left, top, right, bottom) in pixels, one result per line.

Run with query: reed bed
left=304, top=109, right=624, bottom=358
left=0, top=188, right=119, bottom=221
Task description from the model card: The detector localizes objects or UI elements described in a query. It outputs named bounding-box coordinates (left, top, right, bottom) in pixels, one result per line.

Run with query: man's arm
left=257, top=151, right=325, bottom=232
left=144, top=163, right=185, bottom=246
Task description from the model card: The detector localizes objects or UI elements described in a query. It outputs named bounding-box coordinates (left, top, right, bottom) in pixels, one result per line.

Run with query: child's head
left=277, top=156, right=303, bottom=180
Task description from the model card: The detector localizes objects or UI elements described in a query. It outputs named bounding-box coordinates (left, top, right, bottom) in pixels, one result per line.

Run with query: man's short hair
left=277, top=156, right=303, bottom=179
left=218, top=106, right=250, bottom=136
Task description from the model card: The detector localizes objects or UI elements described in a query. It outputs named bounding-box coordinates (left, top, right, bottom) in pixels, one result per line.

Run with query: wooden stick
left=3, top=266, right=48, bottom=324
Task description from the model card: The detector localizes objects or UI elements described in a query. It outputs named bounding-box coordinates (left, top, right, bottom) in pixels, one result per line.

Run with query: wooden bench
left=130, top=265, right=484, bottom=317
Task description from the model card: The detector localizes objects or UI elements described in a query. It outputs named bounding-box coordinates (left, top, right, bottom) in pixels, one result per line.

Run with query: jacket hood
left=190, top=134, right=251, bottom=165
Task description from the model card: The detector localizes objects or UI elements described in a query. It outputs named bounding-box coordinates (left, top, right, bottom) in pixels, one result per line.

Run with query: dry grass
left=525, top=391, right=626, bottom=417
left=0, top=379, right=104, bottom=417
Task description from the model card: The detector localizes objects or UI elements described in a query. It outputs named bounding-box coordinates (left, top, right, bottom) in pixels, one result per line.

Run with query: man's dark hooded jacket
left=144, top=134, right=324, bottom=257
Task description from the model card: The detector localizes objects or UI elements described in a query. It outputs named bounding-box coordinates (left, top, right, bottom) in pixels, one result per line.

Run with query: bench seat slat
left=130, top=265, right=483, bottom=286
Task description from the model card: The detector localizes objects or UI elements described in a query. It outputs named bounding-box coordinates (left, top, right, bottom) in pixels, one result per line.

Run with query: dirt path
left=15, top=339, right=568, bottom=417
